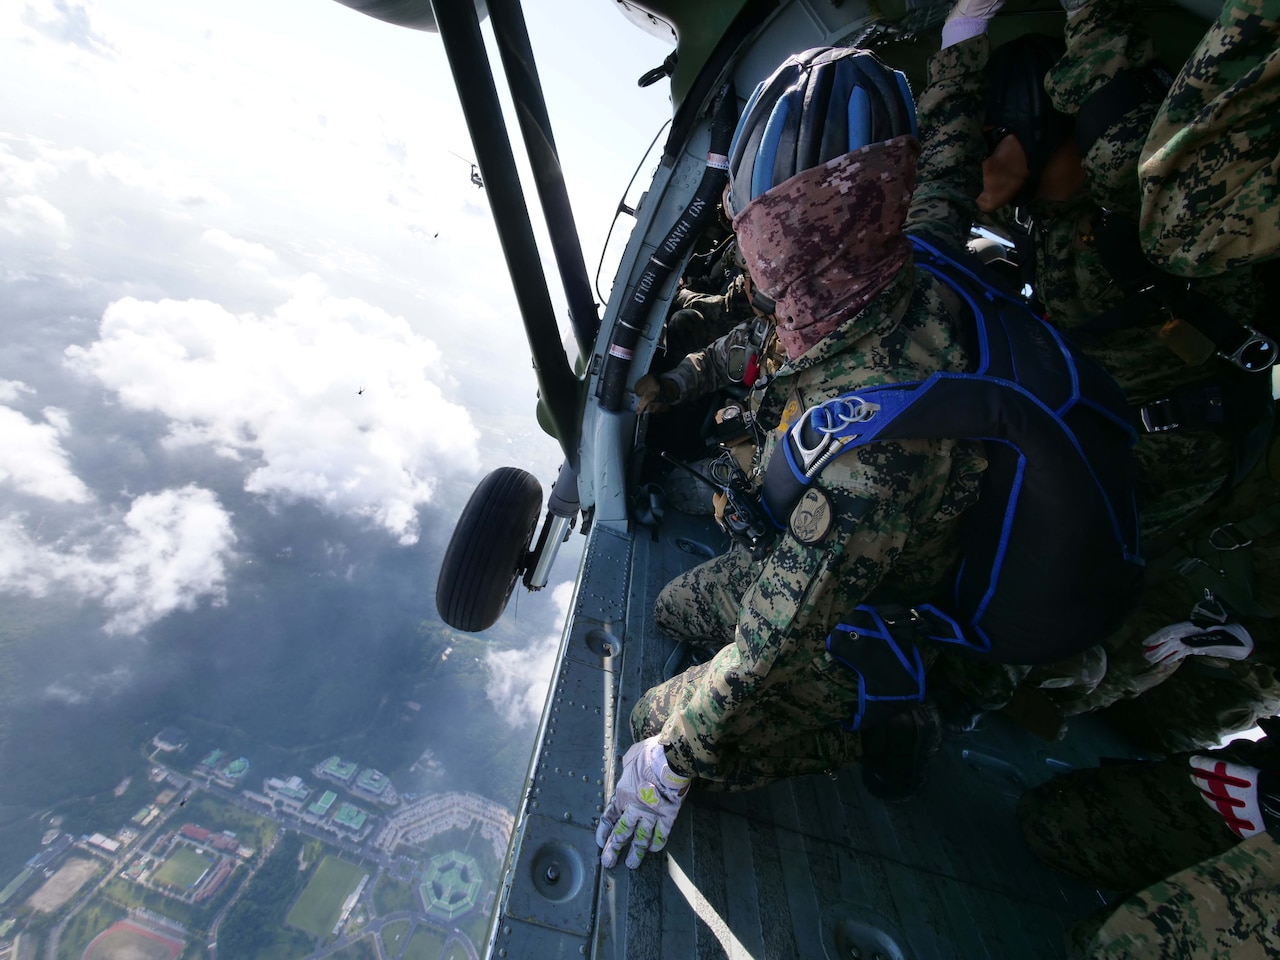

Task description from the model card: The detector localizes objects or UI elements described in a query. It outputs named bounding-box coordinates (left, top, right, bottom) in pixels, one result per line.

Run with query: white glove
left=596, top=737, right=691, bottom=869
left=1189, top=755, right=1266, bottom=838
left=942, top=0, right=1005, bottom=47
left=1141, top=621, right=1253, bottom=665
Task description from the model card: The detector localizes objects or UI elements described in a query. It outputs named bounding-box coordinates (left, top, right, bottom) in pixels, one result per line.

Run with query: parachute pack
left=761, top=235, right=1145, bottom=668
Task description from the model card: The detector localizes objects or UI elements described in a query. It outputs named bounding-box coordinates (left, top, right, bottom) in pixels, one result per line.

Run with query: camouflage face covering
left=732, top=136, right=920, bottom=360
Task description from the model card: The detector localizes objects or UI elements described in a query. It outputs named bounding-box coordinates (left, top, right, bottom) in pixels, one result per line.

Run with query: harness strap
left=1151, top=502, right=1280, bottom=619
left=1074, top=66, right=1171, bottom=158
left=1086, top=213, right=1278, bottom=373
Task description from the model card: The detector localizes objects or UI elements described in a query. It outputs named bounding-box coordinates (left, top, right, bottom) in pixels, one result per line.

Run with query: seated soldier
left=923, top=0, right=1277, bottom=738
left=596, top=45, right=991, bottom=871
left=1017, top=722, right=1280, bottom=957
left=634, top=271, right=782, bottom=516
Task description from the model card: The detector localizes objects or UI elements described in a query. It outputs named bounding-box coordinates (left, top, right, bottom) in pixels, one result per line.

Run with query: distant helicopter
left=449, top=150, right=484, bottom=189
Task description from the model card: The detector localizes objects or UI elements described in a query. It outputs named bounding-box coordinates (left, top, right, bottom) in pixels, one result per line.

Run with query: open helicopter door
left=334, top=0, right=599, bottom=629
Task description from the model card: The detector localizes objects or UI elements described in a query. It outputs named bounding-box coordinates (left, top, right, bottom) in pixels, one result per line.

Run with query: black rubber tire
left=436, top=467, right=544, bottom=632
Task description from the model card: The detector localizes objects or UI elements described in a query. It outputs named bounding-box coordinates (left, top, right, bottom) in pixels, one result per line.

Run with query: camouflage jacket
left=1139, top=0, right=1280, bottom=277
left=656, top=64, right=989, bottom=781
left=942, top=13, right=1257, bottom=538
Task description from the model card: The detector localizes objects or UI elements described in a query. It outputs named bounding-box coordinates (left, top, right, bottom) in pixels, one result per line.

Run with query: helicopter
left=332, top=1, right=1238, bottom=958
left=450, top=149, right=485, bottom=189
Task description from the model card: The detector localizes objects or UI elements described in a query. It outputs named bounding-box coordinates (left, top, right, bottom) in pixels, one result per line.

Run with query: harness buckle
left=1191, top=589, right=1230, bottom=627
left=1139, top=398, right=1179, bottom=433
left=1219, top=327, right=1278, bottom=373
left=1208, top=523, right=1253, bottom=552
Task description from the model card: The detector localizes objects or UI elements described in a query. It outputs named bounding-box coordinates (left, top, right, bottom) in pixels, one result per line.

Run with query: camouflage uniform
left=649, top=316, right=780, bottom=410
left=1072, top=832, right=1280, bottom=959
left=660, top=275, right=754, bottom=367
left=1138, top=0, right=1280, bottom=277
left=1053, top=427, right=1280, bottom=748
left=1016, top=736, right=1280, bottom=957
left=1034, top=0, right=1254, bottom=541
left=651, top=318, right=783, bottom=514
left=632, top=43, right=991, bottom=790
left=929, top=0, right=1266, bottom=718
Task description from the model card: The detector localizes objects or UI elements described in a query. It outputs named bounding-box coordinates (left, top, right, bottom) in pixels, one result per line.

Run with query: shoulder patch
left=789, top=488, right=834, bottom=545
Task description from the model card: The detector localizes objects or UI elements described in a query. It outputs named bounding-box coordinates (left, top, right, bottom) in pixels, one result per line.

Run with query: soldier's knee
left=653, top=583, right=690, bottom=637
left=630, top=692, right=666, bottom=742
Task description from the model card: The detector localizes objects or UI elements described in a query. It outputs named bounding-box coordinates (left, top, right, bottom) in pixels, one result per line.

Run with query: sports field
left=286, top=856, right=367, bottom=937
left=82, top=919, right=183, bottom=960
left=153, top=847, right=213, bottom=889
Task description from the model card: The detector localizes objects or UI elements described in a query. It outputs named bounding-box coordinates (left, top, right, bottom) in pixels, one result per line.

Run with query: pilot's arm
left=635, top=320, right=765, bottom=414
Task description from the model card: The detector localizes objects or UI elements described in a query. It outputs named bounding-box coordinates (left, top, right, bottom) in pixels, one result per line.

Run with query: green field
left=372, top=874, right=417, bottom=916
left=380, top=919, right=411, bottom=955
left=285, top=856, right=367, bottom=938
left=153, top=847, right=214, bottom=889
left=53, top=898, right=125, bottom=960
left=403, top=927, right=446, bottom=960
left=328, top=937, right=376, bottom=960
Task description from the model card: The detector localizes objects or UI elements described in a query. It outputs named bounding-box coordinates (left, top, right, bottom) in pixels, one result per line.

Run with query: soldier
left=922, top=0, right=1276, bottom=733
left=595, top=44, right=992, bottom=870
left=1016, top=728, right=1280, bottom=957
left=1139, top=0, right=1280, bottom=277
left=655, top=273, right=755, bottom=374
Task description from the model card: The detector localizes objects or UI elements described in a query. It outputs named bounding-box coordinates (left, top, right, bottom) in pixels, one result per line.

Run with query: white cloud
left=0, top=485, right=236, bottom=635
left=202, top=228, right=277, bottom=270
left=0, top=194, right=67, bottom=234
left=66, top=284, right=481, bottom=543
left=0, top=404, right=91, bottom=502
left=485, top=581, right=574, bottom=727
left=0, top=380, right=33, bottom=404
left=44, top=666, right=131, bottom=704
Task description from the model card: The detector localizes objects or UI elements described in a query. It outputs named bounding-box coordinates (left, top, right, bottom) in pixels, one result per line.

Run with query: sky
left=0, top=0, right=673, bottom=733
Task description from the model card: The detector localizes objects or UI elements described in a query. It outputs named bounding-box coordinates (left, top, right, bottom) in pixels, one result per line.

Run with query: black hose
left=598, top=91, right=738, bottom=412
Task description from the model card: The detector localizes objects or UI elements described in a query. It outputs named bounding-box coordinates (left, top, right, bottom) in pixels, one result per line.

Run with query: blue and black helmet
left=724, top=46, right=918, bottom=219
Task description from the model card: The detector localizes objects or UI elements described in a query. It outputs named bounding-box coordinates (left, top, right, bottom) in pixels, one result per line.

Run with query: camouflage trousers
left=652, top=547, right=759, bottom=648
left=1017, top=750, right=1245, bottom=891
left=638, top=549, right=863, bottom=790
left=1071, top=833, right=1280, bottom=959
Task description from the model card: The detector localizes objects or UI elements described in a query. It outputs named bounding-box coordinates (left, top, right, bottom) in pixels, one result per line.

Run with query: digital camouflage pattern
left=660, top=275, right=753, bottom=365
left=1139, top=0, right=1280, bottom=277
left=653, top=548, right=759, bottom=649
left=1017, top=746, right=1258, bottom=890
left=1049, top=427, right=1280, bottom=748
left=1072, top=831, right=1280, bottom=960
left=1017, top=739, right=1280, bottom=957
left=631, top=49, right=991, bottom=788
left=1036, top=0, right=1253, bottom=539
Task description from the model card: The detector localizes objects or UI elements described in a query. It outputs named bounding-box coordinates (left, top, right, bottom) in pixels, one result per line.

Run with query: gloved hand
left=596, top=736, right=691, bottom=869
left=942, top=0, right=1005, bottom=47
left=634, top=374, right=676, bottom=416
left=1189, top=755, right=1279, bottom=838
left=1141, top=621, right=1253, bottom=665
